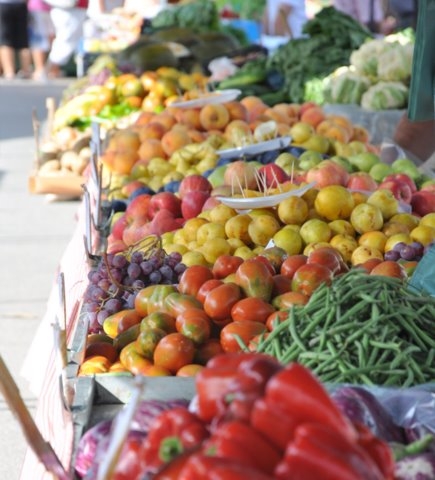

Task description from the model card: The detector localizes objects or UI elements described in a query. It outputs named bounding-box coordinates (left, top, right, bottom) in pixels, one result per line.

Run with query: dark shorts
left=0, top=3, right=29, bottom=49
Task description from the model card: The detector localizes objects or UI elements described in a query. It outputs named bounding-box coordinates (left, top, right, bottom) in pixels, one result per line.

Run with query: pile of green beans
left=255, top=269, right=435, bottom=387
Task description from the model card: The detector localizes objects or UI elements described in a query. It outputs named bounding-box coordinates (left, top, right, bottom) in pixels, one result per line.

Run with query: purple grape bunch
left=82, top=250, right=186, bottom=333
left=384, top=241, right=424, bottom=262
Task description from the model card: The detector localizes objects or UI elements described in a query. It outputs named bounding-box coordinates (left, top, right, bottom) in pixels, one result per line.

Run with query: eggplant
left=331, top=385, right=405, bottom=443
left=394, top=452, right=435, bottom=479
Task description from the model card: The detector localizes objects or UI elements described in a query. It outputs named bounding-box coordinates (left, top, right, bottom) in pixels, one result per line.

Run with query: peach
left=161, top=128, right=192, bottom=157
left=316, top=119, right=334, bottom=136
left=133, top=111, right=155, bottom=126
left=137, top=121, right=167, bottom=142
left=224, top=101, right=249, bottom=121
left=199, top=103, right=231, bottom=131
left=300, top=106, right=326, bottom=128
left=272, top=103, right=294, bottom=119
left=323, top=124, right=351, bottom=144
left=138, top=138, right=166, bottom=162
left=224, top=119, right=252, bottom=143
left=100, top=149, right=139, bottom=175
left=179, top=108, right=202, bottom=130
left=239, top=96, right=268, bottom=123
left=187, top=129, right=206, bottom=143
left=262, top=108, right=289, bottom=124
left=298, top=101, right=319, bottom=117
left=351, top=125, right=370, bottom=143
left=287, top=103, right=301, bottom=118
left=327, top=114, right=354, bottom=138
left=107, top=129, right=141, bottom=152
left=154, top=112, right=176, bottom=131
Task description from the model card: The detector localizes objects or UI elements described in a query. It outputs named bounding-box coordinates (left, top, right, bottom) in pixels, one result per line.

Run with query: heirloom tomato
left=230, top=297, right=275, bottom=324
left=212, top=254, right=244, bottom=279
left=178, top=265, right=214, bottom=297
left=291, top=263, right=333, bottom=296
left=196, top=279, right=224, bottom=304
left=280, top=254, right=308, bottom=279
left=220, top=321, right=268, bottom=353
left=175, top=308, right=212, bottom=345
left=153, top=333, right=196, bottom=374
left=164, top=292, right=203, bottom=318
left=203, top=282, right=243, bottom=323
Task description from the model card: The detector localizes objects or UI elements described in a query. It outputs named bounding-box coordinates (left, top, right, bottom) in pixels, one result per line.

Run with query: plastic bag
left=408, top=243, right=435, bottom=296
left=407, top=0, right=435, bottom=121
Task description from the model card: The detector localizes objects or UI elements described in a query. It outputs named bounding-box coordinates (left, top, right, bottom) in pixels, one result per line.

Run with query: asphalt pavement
left=0, top=78, right=80, bottom=479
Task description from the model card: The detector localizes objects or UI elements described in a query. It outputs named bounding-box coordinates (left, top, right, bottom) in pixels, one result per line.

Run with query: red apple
left=201, top=195, right=221, bottom=212
left=149, top=209, right=183, bottom=236
left=181, top=190, right=210, bottom=220
left=106, top=236, right=127, bottom=254
left=306, top=160, right=349, bottom=187
left=122, top=220, right=152, bottom=246
left=378, top=179, right=412, bottom=203
left=147, top=191, right=182, bottom=220
left=420, top=182, right=435, bottom=193
left=347, top=171, right=378, bottom=192
left=257, top=164, right=289, bottom=190
left=383, top=173, right=417, bottom=193
left=111, top=213, right=128, bottom=240
left=411, top=190, right=435, bottom=216
left=124, top=194, right=152, bottom=223
left=120, top=179, right=147, bottom=198
left=178, top=174, right=213, bottom=199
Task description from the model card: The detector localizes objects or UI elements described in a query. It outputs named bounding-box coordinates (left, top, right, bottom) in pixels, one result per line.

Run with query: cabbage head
left=361, top=81, right=408, bottom=110
left=377, top=42, right=413, bottom=82
left=324, top=67, right=371, bottom=104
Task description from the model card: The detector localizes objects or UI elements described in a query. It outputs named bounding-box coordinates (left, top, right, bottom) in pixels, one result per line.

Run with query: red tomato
left=119, top=342, right=153, bottom=376
left=248, top=332, right=270, bottom=351
left=203, top=282, right=242, bottom=322
left=153, top=333, right=196, bottom=374
left=194, top=338, right=225, bottom=365
left=280, top=254, right=308, bottom=279
left=307, top=246, right=344, bottom=274
left=175, top=308, right=212, bottom=345
left=178, top=265, right=214, bottom=297
left=234, top=258, right=274, bottom=302
left=271, top=291, right=310, bottom=310
left=220, top=321, right=268, bottom=353
left=271, top=274, right=293, bottom=297
left=253, top=254, right=276, bottom=275
left=266, top=310, right=290, bottom=331
left=116, top=310, right=144, bottom=335
left=358, top=257, right=383, bottom=273
left=176, top=364, right=204, bottom=377
left=196, top=279, right=224, bottom=304
left=291, top=263, right=333, bottom=296
left=164, top=292, right=203, bottom=318
left=230, top=297, right=276, bottom=323
left=212, top=254, right=244, bottom=279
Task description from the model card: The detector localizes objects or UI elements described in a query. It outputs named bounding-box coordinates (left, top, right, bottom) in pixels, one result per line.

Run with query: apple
left=329, top=155, right=356, bottom=173
left=383, top=173, right=417, bottom=193
left=348, top=152, right=381, bottom=173
left=367, top=188, right=399, bottom=220
left=147, top=191, right=182, bottom=220
left=420, top=181, right=435, bottom=193
left=410, top=191, right=435, bottom=217
left=257, top=163, right=289, bottom=190
left=378, top=179, right=412, bottom=203
left=106, top=236, right=127, bottom=255
left=346, top=172, right=378, bottom=192
left=207, top=164, right=228, bottom=189
left=201, top=195, right=221, bottom=212
left=368, top=162, right=394, bottom=183
left=181, top=190, right=210, bottom=220
left=178, top=174, right=213, bottom=199
left=124, top=193, right=152, bottom=223
left=111, top=212, right=128, bottom=240
left=120, top=179, right=147, bottom=198
left=289, top=122, right=314, bottom=144
left=274, top=152, right=299, bottom=174
left=298, top=150, right=323, bottom=171
left=122, top=220, right=152, bottom=246
left=391, top=158, right=421, bottom=181
left=149, top=209, right=184, bottom=236
left=306, top=160, right=349, bottom=187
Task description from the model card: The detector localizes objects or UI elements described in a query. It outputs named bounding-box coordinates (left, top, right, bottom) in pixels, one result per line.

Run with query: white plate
left=217, top=136, right=292, bottom=159
left=170, top=89, right=242, bottom=109
left=217, top=182, right=316, bottom=210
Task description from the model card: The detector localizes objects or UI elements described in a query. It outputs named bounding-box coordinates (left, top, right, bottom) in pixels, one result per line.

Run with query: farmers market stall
left=14, top=1, right=435, bottom=478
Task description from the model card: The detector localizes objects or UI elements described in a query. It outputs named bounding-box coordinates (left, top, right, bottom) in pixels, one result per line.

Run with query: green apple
left=274, top=152, right=299, bottom=174
left=289, top=122, right=314, bottom=143
left=298, top=150, right=323, bottom=171
left=348, top=152, right=381, bottom=173
left=207, top=164, right=227, bottom=188
left=329, top=155, right=356, bottom=173
left=369, top=162, right=394, bottom=182
left=391, top=158, right=421, bottom=181
left=348, top=140, right=368, bottom=154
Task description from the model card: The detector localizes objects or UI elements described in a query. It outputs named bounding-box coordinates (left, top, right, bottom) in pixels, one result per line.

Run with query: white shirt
left=265, top=0, right=308, bottom=38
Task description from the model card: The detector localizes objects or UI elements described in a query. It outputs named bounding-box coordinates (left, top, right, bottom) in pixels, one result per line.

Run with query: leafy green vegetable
left=361, top=81, right=408, bottom=110
left=152, top=0, right=220, bottom=32
left=266, top=7, right=373, bottom=103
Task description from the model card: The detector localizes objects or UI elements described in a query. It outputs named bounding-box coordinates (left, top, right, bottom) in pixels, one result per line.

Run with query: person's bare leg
left=31, top=48, right=47, bottom=79
left=0, top=45, right=16, bottom=78
left=394, top=114, right=435, bottom=162
left=18, top=48, right=32, bottom=77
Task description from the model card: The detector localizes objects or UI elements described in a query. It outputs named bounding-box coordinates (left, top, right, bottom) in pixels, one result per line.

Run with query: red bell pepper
left=203, top=420, right=281, bottom=475
left=354, top=422, right=395, bottom=480
left=264, top=362, right=357, bottom=442
left=275, top=422, right=385, bottom=480
left=250, top=397, right=300, bottom=452
left=195, top=352, right=282, bottom=423
left=177, top=453, right=275, bottom=480
left=139, top=407, right=209, bottom=472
